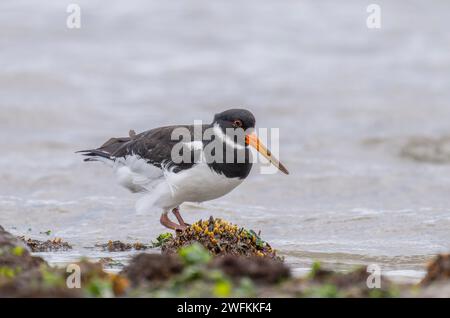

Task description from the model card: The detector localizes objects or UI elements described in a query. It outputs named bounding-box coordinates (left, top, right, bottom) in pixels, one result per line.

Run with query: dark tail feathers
left=76, top=149, right=114, bottom=162
left=77, top=135, right=133, bottom=162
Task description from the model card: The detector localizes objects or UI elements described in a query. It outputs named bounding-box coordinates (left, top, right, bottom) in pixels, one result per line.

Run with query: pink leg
left=172, top=207, right=189, bottom=227
left=160, top=212, right=185, bottom=231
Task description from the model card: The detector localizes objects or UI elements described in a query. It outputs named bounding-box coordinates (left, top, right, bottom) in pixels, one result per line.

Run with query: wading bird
left=78, top=109, right=288, bottom=231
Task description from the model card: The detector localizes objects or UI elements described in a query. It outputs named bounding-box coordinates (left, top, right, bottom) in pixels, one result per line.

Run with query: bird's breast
left=165, top=163, right=244, bottom=203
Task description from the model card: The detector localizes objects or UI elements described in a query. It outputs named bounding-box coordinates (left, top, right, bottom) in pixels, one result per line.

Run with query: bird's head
left=212, top=109, right=289, bottom=175
left=213, top=108, right=256, bottom=131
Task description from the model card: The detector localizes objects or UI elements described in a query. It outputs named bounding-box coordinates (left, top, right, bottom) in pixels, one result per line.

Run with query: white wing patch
left=112, top=155, right=164, bottom=193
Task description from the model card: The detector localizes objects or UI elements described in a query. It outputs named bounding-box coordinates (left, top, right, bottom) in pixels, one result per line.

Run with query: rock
left=0, top=226, right=46, bottom=273
left=0, top=267, right=81, bottom=298
left=121, top=253, right=183, bottom=286
left=1, top=225, right=128, bottom=297
left=400, top=136, right=450, bottom=164
left=211, top=255, right=290, bottom=284
left=421, top=254, right=450, bottom=285
left=1, top=225, right=77, bottom=297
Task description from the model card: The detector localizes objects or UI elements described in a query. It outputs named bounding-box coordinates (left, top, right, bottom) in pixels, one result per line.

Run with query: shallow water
left=1, top=0, right=450, bottom=283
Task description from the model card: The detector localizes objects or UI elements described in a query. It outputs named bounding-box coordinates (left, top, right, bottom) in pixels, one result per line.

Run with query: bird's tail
left=77, top=130, right=137, bottom=162
left=76, top=149, right=114, bottom=162
left=77, top=133, right=134, bottom=162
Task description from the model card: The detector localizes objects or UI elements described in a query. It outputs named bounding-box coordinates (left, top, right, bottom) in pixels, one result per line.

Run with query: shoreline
left=2, top=222, right=449, bottom=297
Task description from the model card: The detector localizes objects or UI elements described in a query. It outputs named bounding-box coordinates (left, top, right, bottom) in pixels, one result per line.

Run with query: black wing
left=78, top=125, right=204, bottom=172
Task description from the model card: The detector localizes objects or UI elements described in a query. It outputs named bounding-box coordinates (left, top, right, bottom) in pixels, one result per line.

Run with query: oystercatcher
left=78, top=109, right=288, bottom=231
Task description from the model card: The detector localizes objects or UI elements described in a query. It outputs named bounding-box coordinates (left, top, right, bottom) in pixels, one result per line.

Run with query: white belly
left=166, top=163, right=244, bottom=204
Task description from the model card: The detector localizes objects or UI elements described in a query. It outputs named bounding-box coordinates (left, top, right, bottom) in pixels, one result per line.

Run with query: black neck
left=204, top=138, right=252, bottom=179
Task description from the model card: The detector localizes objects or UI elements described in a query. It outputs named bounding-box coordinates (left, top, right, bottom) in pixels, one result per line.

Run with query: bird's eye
left=233, top=119, right=243, bottom=128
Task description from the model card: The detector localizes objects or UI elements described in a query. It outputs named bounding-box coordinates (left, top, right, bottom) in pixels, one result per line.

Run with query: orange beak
left=245, top=132, right=289, bottom=175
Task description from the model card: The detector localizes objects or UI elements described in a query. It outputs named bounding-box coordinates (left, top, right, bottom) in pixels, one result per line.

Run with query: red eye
left=233, top=119, right=243, bottom=128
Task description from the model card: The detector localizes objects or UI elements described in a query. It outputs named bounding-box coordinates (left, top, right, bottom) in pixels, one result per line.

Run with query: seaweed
left=3, top=223, right=450, bottom=297
left=95, top=240, right=149, bottom=252
left=18, top=236, right=72, bottom=252
left=161, top=216, right=281, bottom=260
left=151, top=233, right=173, bottom=248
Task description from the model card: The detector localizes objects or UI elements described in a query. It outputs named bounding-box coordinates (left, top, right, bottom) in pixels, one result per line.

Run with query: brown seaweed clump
left=421, top=254, right=450, bottom=285
left=161, top=217, right=281, bottom=260
left=18, top=236, right=72, bottom=252
left=95, top=240, right=149, bottom=252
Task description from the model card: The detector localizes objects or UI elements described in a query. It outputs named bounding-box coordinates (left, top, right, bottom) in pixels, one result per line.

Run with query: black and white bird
left=78, top=109, right=288, bottom=231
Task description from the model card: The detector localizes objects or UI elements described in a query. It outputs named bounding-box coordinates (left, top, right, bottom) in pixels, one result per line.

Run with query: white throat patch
left=213, top=124, right=245, bottom=150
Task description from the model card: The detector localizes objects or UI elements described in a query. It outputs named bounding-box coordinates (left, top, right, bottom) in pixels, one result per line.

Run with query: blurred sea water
left=1, top=0, right=450, bottom=281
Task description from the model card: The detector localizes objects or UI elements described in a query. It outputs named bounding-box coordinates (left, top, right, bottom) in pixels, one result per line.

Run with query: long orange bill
left=245, top=132, right=289, bottom=175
